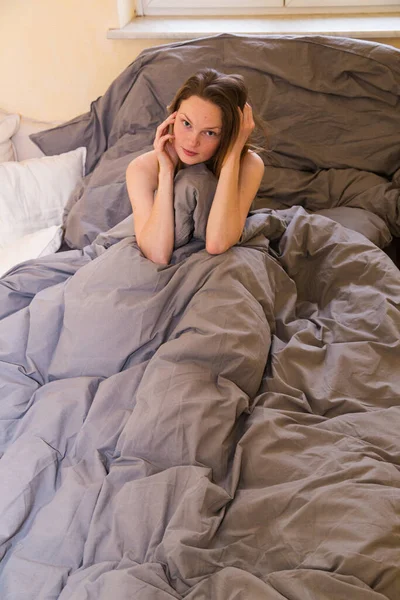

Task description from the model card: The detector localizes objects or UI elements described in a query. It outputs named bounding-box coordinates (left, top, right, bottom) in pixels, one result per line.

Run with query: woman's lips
left=182, top=148, right=198, bottom=157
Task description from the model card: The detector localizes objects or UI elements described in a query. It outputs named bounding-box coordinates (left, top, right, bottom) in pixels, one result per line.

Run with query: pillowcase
left=0, top=114, right=20, bottom=162
left=0, top=225, right=63, bottom=278
left=13, top=115, right=62, bottom=161
left=314, top=207, right=392, bottom=248
left=0, top=147, right=86, bottom=249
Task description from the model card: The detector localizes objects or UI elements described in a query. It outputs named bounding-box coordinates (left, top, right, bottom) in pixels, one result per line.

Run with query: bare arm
left=205, top=105, right=265, bottom=255
left=126, top=112, right=178, bottom=265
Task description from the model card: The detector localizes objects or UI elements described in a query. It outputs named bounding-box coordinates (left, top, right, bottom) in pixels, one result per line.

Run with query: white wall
left=0, top=0, right=164, bottom=121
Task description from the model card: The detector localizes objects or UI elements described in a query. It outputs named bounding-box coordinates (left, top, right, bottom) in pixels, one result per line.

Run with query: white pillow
left=0, top=146, right=86, bottom=249
left=0, top=114, right=20, bottom=162
left=0, top=225, right=63, bottom=278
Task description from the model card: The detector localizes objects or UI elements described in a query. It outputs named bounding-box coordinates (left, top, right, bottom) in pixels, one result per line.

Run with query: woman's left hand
left=222, top=104, right=255, bottom=169
left=232, top=103, right=255, bottom=156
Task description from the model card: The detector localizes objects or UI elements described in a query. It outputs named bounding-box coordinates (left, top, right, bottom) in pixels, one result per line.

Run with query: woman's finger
left=155, top=115, right=175, bottom=139
left=155, top=133, right=175, bottom=152
left=161, top=133, right=175, bottom=146
left=156, top=111, right=177, bottom=134
left=243, top=104, right=255, bottom=130
left=244, top=104, right=253, bottom=118
left=244, top=103, right=253, bottom=119
left=161, top=110, right=177, bottom=124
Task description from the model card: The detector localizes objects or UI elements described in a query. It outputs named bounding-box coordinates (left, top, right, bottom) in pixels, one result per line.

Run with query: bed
left=0, top=33, right=399, bottom=599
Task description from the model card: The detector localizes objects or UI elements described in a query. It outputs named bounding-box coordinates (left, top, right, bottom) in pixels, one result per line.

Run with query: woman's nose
left=189, top=132, right=200, bottom=147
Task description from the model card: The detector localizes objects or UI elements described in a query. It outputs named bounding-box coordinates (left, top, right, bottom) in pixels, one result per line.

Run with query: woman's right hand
left=154, top=112, right=179, bottom=173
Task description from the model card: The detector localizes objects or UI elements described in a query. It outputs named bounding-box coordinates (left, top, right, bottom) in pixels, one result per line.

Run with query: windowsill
left=107, top=13, right=400, bottom=40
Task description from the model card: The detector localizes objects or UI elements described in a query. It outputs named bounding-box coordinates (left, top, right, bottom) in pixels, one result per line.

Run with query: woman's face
left=173, top=95, right=223, bottom=165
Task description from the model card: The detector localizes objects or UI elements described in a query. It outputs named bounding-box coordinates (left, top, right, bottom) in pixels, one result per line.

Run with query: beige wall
left=0, top=1, right=399, bottom=123
left=0, top=0, right=164, bottom=122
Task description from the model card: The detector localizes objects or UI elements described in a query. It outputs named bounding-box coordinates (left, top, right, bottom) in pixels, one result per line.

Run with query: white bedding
left=0, top=110, right=84, bottom=277
left=0, top=225, right=63, bottom=278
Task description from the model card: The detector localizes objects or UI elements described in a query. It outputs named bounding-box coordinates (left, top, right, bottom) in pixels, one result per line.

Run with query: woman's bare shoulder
left=126, top=150, right=159, bottom=191
left=242, top=149, right=265, bottom=174
left=245, top=149, right=264, bottom=164
left=127, top=149, right=158, bottom=173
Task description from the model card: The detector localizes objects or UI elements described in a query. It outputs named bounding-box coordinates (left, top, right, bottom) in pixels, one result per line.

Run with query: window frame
left=135, top=0, right=400, bottom=16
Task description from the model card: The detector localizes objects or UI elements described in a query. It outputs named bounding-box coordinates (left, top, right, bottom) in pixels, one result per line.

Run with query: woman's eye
left=205, top=131, right=217, bottom=137
left=182, top=120, right=191, bottom=128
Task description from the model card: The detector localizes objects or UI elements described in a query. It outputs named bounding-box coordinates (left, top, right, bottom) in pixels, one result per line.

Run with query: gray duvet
left=1, top=33, right=400, bottom=599
left=0, top=203, right=399, bottom=599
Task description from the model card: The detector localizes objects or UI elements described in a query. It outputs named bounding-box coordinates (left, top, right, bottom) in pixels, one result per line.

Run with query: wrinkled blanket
left=0, top=205, right=399, bottom=599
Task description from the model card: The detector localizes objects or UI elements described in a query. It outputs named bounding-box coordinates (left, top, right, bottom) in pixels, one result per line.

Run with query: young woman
left=126, top=68, right=265, bottom=265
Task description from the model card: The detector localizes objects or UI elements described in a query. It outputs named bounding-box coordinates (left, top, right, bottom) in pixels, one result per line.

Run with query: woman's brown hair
left=168, top=68, right=267, bottom=177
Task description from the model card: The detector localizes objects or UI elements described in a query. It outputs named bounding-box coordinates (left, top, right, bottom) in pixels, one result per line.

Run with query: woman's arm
left=205, top=105, right=265, bottom=255
left=126, top=112, right=178, bottom=265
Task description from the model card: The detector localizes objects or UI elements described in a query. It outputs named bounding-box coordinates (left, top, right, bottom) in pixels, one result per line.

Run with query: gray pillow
left=313, top=206, right=392, bottom=248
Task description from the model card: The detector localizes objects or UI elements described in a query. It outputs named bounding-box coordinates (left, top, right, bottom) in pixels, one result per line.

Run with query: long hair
left=168, top=68, right=268, bottom=177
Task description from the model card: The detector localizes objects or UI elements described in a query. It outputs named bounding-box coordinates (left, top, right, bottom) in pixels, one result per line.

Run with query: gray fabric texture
left=0, top=197, right=399, bottom=598
left=30, top=33, right=400, bottom=249
left=309, top=206, right=392, bottom=247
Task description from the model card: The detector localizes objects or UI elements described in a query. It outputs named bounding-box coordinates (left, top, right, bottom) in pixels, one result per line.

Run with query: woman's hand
left=237, top=103, right=255, bottom=151
left=225, top=103, right=255, bottom=164
left=154, top=112, right=179, bottom=173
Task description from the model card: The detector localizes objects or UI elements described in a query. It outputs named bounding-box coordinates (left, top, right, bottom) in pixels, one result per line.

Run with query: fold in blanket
left=256, top=165, right=400, bottom=237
